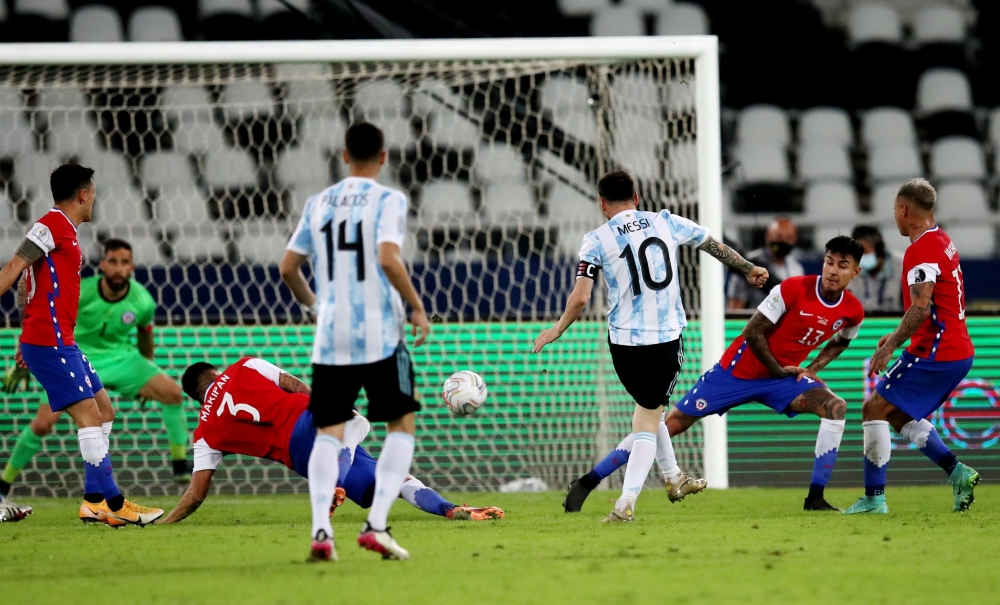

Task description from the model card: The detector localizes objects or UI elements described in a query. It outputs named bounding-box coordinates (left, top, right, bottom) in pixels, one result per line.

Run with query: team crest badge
left=695, top=398, right=708, bottom=411
left=84, top=376, right=92, bottom=388
left=121, top=311, right=136, bottom=325
left=832, top=319, right=844, bottom=331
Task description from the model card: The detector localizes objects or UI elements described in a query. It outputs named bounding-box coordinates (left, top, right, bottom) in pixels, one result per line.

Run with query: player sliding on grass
left=534, top=170, right=767, bottom=523
left=844, top=179, right=979, bottom=515
left=1, top=238, right=191, bottom=509
left=158, top=357, right=502, bottom=524
left=0, top=164, right=161, bottom=526
left=564, top=236, right=866, bottom=513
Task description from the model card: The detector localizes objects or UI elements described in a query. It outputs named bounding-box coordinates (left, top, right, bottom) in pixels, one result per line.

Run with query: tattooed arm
left=801, top=334, right=852, bottom=378
left=868, top=282, right=934, bottom=376
left=16, top=276, right=27, bottom=323
left=0, top=239, right=44, bottom=297
left=697, top=237, right=769, bottom=288
left=741, top=311, right=791, bottom=378
left=278, top=372, right=312, bottom=396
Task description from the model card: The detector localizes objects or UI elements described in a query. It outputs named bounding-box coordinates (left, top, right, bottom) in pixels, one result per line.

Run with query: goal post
left=0, top=36, right=728, bottom=495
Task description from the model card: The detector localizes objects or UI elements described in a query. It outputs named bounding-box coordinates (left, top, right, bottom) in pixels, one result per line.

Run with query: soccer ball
left=442, top=371, right=487, bottom=417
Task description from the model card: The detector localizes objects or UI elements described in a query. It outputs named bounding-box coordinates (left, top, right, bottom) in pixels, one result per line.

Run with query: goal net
left=0, top=39, right=724, bottom=497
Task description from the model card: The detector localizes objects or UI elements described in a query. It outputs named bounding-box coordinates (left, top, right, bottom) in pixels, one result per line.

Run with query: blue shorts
left=674, top=364, right=827, bottom=418
left=875, top=351, right=974, bottom=420
left=287, top=410, right=377, bottom=509
left=20, top=343, right=104, bottom=412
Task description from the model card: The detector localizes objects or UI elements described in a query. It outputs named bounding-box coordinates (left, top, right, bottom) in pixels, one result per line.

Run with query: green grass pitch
left=3, top=486, right=999, bottom=604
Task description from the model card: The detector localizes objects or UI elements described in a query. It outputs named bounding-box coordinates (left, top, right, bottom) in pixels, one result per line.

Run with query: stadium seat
left=623, top=0, right=669, bottom=10
left=418, top=180, right=476, bottom=224
left=545, top=182, right=601, bottom=256
left=8, top=0, right=69, bottom=41
left=128, top=6, right=184, bottom=42
left=541, top=76, right=591, bottom=113
left=475, top=144, right=528, bottom=184
left=803, top=181, right=861, bottom=223
left=870, top=183, right=901, bottom=222
left=276, top=147, right=331, bottom=194
left=590, top=6, right=644, bottom=36
left=877, top=221, right=912, bottom=254
left=257, top=0, right=319, bottom=40
left=295, top=112, right=347, bottom=153
left=736, top=105, right=790, bottom=146
left=140, top=151, right=199, bottom=191
left=813, top=225, right=854, bottom=252
left=655, top=3, right=709, bottom=36
left=202, top=148, right=258, bottom=189
left=354, top=80, right=406, bottom=119
left=0, top=88, right=36, bottom=156
left=847, top=3, right=902, bottom=46
left=161, top=86, right=229, bottom=154
left=170, top=228, right=229, bottom=263
left=235, top=219, right=292, bottom=264
left=861, top=107, right=917, bottom=146
left=74, top=151, right=132, bottom=186
left=846, top=4, right=913, bottom=108
left=913, top=6, right=967, bottom=70
left=426, top=110, right=481, bottom=148
left=867, top=142, right=922, bottom=183
left=481, top=183, right=537, bottom=225
left=219, top=81, right=275, bottom=121
left=199, top=0, right=256, bottom=40
left=557, top=0, right=607, bottom=17
left=612, top=138, right=662, bottom=181
left=798, top=107, right=853, bottom=147
left=664, top=138, right=697, bottom=182
left=734, top=143, right=789, bottom=184
left=15, top=0, right=69, bottom=20
left=611, top=74, right=662, bottom=112
left=797, top=144, right=852, bottom=182
left=277, top=63, right=337, bottom=113
left=916, top=68, right=976, bottom=140
left=942, top=225, right=997, bottom=258
left=988, top=107, right=1000, bottom=149
left=69, top=5, right=123, bottom=42
left=935, top=181, right=991, bottom=224
left=929, top=137, right=985, bottom=181
left=141, top=152, right=205, bottom=227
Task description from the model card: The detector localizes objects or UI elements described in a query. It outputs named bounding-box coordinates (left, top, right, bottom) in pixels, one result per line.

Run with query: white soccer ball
left=442, top=370, right=487, bottom=417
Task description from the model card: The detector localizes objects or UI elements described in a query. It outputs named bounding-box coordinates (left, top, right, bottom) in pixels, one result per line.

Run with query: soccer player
left=0, top=164, right=162, bottom=526
left=158, top=358, right=503, bottom=524
left=564, top=237, right=867, bottom=512
left=844, top=179, right=979, bottom=515
left=0, top=238, right=190, bottom=505
left=281, top=122, right=431, bottom=561
left=533, top=170, right=768, bottom=522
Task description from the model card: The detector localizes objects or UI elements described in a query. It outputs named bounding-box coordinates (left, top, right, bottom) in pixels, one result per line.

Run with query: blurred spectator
left=726, top=217, right=804, bottom=309
left=847, top=225, right=903, bottom=312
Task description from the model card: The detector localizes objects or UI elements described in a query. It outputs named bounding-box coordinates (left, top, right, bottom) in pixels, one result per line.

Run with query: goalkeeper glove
left=2, top=367, right=31, bottom=393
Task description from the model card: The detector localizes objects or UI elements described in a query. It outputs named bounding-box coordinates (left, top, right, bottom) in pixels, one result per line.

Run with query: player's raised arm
left=868, top=281, right=934, bottom=377
left=0, top=238, right=45, bottom=296
left=533, top=277, right=594, bottom=353
left=697, top=236, right=769, bottom=288
left=157, top=469, right=215, bottom=524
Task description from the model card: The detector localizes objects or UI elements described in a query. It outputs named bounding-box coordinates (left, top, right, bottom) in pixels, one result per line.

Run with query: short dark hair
left=897, top=178, right=935, bottom=211
left=50, top=163, right=95, bottom=203
left=103, top=238, right=132, bottom=257
left=182, top=362, right=217, bottom=402
left=850, top=225, right=885, bottom=258
left=345, top=121, right=385, bottom=162
left=597, top=170, right=635, bottom=203
left=825, top=235, right=865, bottom=264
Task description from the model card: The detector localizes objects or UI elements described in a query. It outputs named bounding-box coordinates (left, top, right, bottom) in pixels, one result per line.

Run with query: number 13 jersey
left=288, top=176, right=409, bottom=365
left=578, top=209, right=710, bottom=346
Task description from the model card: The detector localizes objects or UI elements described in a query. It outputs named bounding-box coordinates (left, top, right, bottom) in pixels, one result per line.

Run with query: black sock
left=106, top=494, right=125, bottom=511
left=577, top=474, right=599, bottom=491
left=173, top=460, right=189, bottom=475
left=0, top=479, right=11, bottom=498
left=807, top=484, right=824, bottom=501
left=941, top=455, right=958, bottom=476
left=84, top=492, right=104, bottom=504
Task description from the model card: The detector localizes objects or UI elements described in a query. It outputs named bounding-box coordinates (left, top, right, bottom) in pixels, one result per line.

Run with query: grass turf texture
left=3, top=486, right=998, bottom=604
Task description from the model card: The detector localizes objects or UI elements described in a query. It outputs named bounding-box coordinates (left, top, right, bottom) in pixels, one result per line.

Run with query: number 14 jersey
left=720, top=275, right=865, bottom=380
left=578, top=209, right=710, bottom=346
left=288, top=176, right=409, bottom=365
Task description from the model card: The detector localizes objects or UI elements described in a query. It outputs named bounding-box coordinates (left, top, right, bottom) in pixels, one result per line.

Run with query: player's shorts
left=86, top=350, right=162, bottom=400
left=19, top=343, right=104, bottom=412
left=609, top=338, right=683, bottom=410
left=310, top=342, right=420, bottom=426
left=287, top=409, right=377, bottom=508
left=875, top=351, right=974, bottom=420
left=673, top=364, right=827, bottom=418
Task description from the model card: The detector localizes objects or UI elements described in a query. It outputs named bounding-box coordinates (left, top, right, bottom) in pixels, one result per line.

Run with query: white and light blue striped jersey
left=578, top=209, right=709, bottom=346
left=287, top=176, right=409, bottom=366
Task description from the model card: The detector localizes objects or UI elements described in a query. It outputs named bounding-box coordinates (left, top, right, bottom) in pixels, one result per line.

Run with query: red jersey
left=721, top=275, right=866, bottom=379
left=20, top=209, right=83, bottom=347
left=901, top=226, right=974, bottom=361
left=192, top=357, right=307, bottom=472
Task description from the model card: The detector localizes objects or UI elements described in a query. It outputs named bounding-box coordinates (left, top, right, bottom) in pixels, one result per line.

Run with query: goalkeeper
left=1, top=239, right=191, bottom=498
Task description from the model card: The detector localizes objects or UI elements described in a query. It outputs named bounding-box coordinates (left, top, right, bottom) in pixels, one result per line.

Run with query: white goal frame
left=0, top=36, right=729, bottom=489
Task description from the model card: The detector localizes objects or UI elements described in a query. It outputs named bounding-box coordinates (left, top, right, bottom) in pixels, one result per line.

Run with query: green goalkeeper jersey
left=75, top=276, right=157, bottom=358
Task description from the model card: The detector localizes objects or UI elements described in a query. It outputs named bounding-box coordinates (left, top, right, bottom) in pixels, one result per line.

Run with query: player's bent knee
left=826, top=397, right=847, bottom=420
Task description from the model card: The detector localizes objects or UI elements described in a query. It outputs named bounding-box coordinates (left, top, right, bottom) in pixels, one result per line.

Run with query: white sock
left=77, top=427, right=107, bottom=467
left=399, top=477, right=425, bottom=509
left=617, top=431, right=656, bottom=511
left=307, top=434, right=342, bottom=541
left=899, top=418, right=933, bottom=448
left=863, top=420, right=891, bottom=468
left=815, top=418, right=846, bottom=456
left=366, top=432, right=415, bottom=531
left=615, top=433, right=635, bottom=452
left=341, top=415, right=371, bottom=463
left=655, top=421, right=681, bottom=482
left=101, top=421, right=113, bottom=450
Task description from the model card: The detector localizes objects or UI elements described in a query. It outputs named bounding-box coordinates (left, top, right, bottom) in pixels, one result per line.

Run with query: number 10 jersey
left=577, top=209, right=710, bottom=346
left=288, top=176, right=409, bottom=366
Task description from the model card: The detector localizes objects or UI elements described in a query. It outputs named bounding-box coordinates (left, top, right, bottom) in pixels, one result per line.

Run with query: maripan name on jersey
left=287, top=176, right=409, bottom=366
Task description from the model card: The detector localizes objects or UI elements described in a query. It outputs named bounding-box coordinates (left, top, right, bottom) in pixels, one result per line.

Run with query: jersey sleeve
left=906, top=262, right=941, bottom=286
left=241, top=358, right=286, bottom=386
left=662, top=210, right=710, bottom=247
left=192, top=438, right=224, bottom=472
left=286, top=195, right=316, bottom=256
left=756, top=282, right=789, bottom=323
left=24, top=221, right=56, bottom=255
left=576, top=232, right=601, bottom=280
left=376, top=191, right=408, bottom=247
left=839, top=318, right=863, bottom=340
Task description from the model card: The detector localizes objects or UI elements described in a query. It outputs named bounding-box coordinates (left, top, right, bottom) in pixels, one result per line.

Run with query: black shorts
left=309, top=343, right=421, bottom=427
left=609, top=338, right=684, bottom=410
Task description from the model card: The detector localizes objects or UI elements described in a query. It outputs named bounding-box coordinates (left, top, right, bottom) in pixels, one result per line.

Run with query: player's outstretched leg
left=564, top=434, right=634, bottom=513
left=605, top=404, right=662, bottom=523
left=843, top=420, right=890, bottom=515
left=900, top=418, right=979, bottom=512
left=398, top=476, right=504, bottom=520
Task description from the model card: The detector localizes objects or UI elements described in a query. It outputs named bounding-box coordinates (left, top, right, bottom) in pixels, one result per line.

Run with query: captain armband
left=577, top=261, right=600, bottom=280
